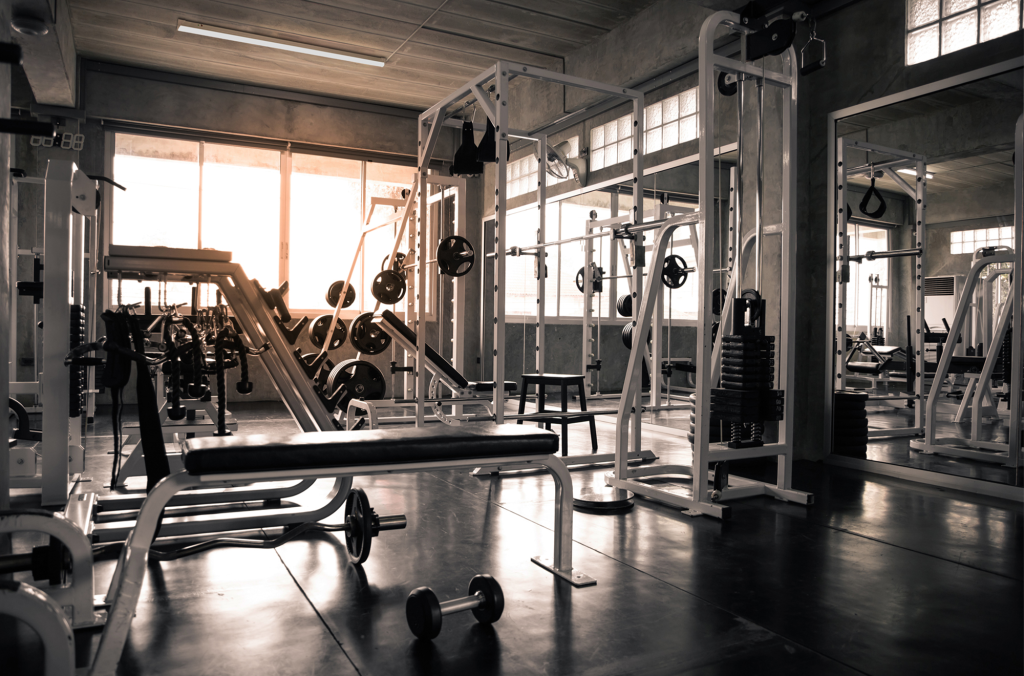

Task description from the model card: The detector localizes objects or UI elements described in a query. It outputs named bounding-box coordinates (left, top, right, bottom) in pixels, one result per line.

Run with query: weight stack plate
left=69, top=304, right=86, bottom=418
left=832, top=391, right=869, bottom=456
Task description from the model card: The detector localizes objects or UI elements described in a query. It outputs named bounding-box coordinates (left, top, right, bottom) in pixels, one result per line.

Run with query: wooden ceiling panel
left=69, top=0, right=652, bottom=109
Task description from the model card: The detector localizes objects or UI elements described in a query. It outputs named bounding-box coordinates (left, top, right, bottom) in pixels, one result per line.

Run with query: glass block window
left=950, top=226, right=1014, bottom=254
left=506, top=154, right=538, bottom=199
left=644, top=88, right=699, bottom=154
left=906, top=0, right=1021, bottom=65
left=589, top=112, right=635, bottom=172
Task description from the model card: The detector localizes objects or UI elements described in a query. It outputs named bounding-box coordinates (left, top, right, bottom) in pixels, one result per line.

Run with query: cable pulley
left=436, top=236, right=475, bottom=277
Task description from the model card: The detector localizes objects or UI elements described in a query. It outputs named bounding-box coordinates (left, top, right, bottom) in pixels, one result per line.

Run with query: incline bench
left=89, top=425, right=593, bottom=673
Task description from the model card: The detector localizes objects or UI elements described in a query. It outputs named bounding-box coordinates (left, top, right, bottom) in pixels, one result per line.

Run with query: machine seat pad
left=181, top=425, right=558, bottom=475
left=470, top=381, right=518, bottom=392
left=377, top=310, right=470, bottom=389
left=872, top=345, right=903, bottom=356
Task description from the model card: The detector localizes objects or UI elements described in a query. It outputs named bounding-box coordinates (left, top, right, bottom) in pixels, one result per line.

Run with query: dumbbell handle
left=439, top=591, right=485, bottom=616
left=377, top=515, right=407, bottom=531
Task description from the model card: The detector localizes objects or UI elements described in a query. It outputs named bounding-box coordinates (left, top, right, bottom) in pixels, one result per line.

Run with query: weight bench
left=90, top=425, right=593, bottom=674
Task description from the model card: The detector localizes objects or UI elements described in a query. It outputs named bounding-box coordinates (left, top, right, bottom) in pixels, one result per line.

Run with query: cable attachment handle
left=800, top=18, right=826, bottom=76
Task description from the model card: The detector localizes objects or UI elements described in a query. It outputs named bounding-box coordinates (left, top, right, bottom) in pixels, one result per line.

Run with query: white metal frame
left=605, top=11, right=812, bottom=519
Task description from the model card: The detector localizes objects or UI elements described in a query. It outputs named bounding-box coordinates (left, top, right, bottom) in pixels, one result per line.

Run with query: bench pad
left=377, top=310, right=470, bottom=389
left=181, top=425, right=559, bottom=475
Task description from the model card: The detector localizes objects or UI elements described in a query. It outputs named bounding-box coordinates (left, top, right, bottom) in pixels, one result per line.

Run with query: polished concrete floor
left=4, top=401, right=1023, bottom=675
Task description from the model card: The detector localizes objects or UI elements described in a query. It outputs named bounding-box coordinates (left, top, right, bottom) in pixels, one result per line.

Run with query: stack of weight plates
left=687, top=393, right=724, bottom=445
left=832, top=391, right=869, bottom=457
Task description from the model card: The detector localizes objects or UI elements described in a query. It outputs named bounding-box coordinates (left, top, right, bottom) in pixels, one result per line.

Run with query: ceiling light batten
left=176, top=20, right=385, bottom=67
left=896, top=168, right=935, bottom=179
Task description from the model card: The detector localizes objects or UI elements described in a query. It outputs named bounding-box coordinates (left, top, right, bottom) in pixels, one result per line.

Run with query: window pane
left=951, top=230, right=962, bottom=243
left=941, top=11, right=978, bottom=53
left=617, top=115, right=632, bottom=144
left=592, top=147, right=605, bottom=171
left=288, top=154, right=361, bottom=310
left=943, top=0, right=977, bottom=14
left=617, top=138, right=632, bottom=164
left=981, top=0, right=1020, bottom=40
left=907, top=24, right=941, bottom=63
left=645, top=102, right=662, bottom=129
left=908, top=0, right=940, bottom=28
left=663, top=95, right=679, bottom=122
left=999, top=226, right=1012, bottom=239
left=680, top=89, right=697, bottom=116
left=591, top=125, right=604, bottom=150
left=112, top=134, right=199, bottom=248
left=505, top=209, right=538, bottom=315
left=201, top=144, right=280, bottom=290
left=663, top=119, right=679, bottom=148
left=605, top=142, right=617, bottom=166
left=605, top=120, right=618, bottom=144
left=951, top=242, right=962, bottom=254
left=680, top=115, right=698, bottom=143
left=646, top=127, right=662, bottom=154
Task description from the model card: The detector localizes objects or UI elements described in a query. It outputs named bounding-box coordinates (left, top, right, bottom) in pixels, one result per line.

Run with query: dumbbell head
left=406, top=587, right=443, bottom=640
left=235, top=381, right=253, bottom=395
left=467, top=574, right=503, bottom=624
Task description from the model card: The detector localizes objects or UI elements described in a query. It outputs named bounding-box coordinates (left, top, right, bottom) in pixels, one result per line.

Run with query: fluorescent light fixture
left=177, top=20, right=385, bottom=67
left=897, top=168, right=934, bottom=179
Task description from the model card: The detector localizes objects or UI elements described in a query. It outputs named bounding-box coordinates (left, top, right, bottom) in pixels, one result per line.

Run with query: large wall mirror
left=826, top=60, right=1022, bottom=496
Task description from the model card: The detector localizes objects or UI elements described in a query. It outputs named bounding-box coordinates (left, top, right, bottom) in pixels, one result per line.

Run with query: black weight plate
left=308, top=314, right=347, bottom=350
left=834, top=391, right=869, bottom=402
left=349, top=313, right=392, bottom=355
left=407, top=587, right=443, bottom=639
left=327, top=359, right=387, bottom=412
left=662, top=254, right=688, bottom=289
left=326, top=281, right=357, bottom=309
left=468, top=574, right=504, bottom=624
left=834, top=425, right=869, bottom=437
left=436, top=235, right=475, bottom=277
left=371, top=269, right=407, bottom=305
left=616, top=294, right=632, bottom=318
left=344, top=487, right=374, bottom=564
left=382, top=251, right=407, bottom=278
left=834, top=410, right=868, bottom=421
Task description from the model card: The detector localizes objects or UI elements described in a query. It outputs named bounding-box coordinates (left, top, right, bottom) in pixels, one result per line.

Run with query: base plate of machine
left=573, top=486, right=635, bottom=511
left=530, top=556, right=597, bottom=587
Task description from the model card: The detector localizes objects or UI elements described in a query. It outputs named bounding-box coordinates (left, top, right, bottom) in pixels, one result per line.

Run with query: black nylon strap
left=126, top=312, right=171, bottom=491
left=859, top=178, right=887, bottom=219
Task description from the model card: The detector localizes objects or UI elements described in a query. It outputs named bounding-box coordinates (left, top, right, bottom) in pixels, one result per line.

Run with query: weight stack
left=832, top=391, right=868, bottom=457
left=1002, top=326, right=1013, bottom=386
left=69, top=304, right=86, bottom=418
left=687, top=392, right=725, bottom=445
left=711, top=333, right=783, bottom=449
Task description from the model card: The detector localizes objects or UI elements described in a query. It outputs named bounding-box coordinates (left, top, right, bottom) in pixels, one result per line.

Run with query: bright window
left=950, top=225, right=1014, bottom=254
left=506, top=136, right=580, bottom=199
left=906, top=0, right=1021, bottom=65
left=644, top=88, right=698, bottom=154
left=111, top=132, right=416, bottom=313
left=589, top=113, right=635, bottom=172
left=846, top=226, right=890, bottom=335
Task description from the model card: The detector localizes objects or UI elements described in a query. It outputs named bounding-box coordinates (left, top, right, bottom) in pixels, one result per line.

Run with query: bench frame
left=89, top=453, right=593, bottom=675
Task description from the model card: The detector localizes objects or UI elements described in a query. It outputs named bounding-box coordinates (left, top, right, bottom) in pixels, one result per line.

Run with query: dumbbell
left=406, top=574, right=504, bottom=640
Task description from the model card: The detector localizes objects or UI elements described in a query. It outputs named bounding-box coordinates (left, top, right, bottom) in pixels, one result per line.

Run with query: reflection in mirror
left=831, top=67, right=1021, bottom=488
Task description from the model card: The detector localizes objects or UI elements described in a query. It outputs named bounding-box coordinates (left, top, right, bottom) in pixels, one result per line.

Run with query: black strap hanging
left=859, top=176, right=887, bottom=219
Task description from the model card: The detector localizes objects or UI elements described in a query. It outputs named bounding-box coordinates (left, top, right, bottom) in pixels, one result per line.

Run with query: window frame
left=906, top=0, right=1023, bottom=66
left=104, top=128, right=429, bottom=320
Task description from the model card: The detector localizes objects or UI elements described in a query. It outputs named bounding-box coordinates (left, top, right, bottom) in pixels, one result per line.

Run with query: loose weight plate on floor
left=574, top=486, right=634, bottom=511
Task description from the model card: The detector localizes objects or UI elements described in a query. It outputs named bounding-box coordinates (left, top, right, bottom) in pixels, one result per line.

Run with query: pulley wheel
left=326, top=281, right=357, bottom=309
left=326, top=359, right=387, bottom=414
left=662, top=255, right=689, bottom=289
left=344, top=487, right=375, bottom=564
left=381, top=251, right=408, bottom=279
left=349, top=312, right=391, bottom=355
left=741, top=288, right=762, bottom=321
left=371, top=269, right=407, bottom=305
left=717, top=71, right=738, bottom=96
left=308, top=314, right=347, bottom=350
left=575, top=267, right=586, bottom=293
left=436, top=235, right=475, bottom=277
